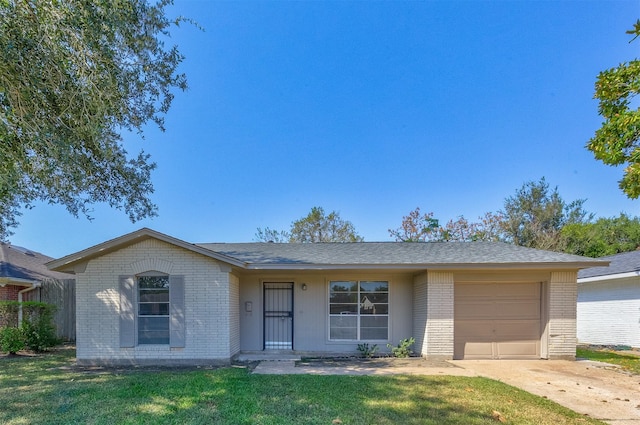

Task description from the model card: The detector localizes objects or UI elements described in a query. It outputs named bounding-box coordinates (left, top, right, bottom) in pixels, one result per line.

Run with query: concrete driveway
left=454, top=359, right=640, bottom=425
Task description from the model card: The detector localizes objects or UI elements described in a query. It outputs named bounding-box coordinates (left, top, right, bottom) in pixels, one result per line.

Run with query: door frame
left=263, top=282, right=294, bottom=350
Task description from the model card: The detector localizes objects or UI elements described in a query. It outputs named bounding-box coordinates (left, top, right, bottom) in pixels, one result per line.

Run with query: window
left=138, top=275, right=170, bottom=344
left=329, top=280, right=388, bottom=341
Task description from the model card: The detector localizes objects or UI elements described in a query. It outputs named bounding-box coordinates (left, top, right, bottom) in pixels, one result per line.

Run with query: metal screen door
left=263, top=282, right=293, bottom=350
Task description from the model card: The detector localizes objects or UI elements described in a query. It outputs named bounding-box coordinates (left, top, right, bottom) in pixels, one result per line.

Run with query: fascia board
left=578, top=271, right=640, bottom=283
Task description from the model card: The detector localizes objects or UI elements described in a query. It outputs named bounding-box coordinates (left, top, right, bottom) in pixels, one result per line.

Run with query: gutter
left=18, top=283, right=41, bottom=324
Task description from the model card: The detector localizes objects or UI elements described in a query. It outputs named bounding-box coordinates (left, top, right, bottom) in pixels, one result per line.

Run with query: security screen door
left=263, top=282, right=293, bottom=350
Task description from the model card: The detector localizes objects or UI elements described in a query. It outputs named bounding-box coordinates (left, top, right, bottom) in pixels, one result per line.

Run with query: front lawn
left=577, top=346, right=640, bottom=375
left=0, top=348, right=603, bottom=425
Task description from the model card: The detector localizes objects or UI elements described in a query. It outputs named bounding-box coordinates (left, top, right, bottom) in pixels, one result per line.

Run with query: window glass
left=138, top=275, right=170, bottom=345
left=329, top=280, right=388, bottom=341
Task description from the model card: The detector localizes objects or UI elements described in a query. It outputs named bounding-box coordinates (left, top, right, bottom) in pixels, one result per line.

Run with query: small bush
left=387, top=337, right=415, bottom=358
left=357, top=343, right=378, bottom=358
left=21, top=302, right=59, bottom=352
left=0, top=326, right=25, bottom=354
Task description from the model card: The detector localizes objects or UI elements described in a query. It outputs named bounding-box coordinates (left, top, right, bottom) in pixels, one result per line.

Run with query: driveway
left=253, top=357, right=640, bottom=424
left=454, top=359, right=640, bottom=425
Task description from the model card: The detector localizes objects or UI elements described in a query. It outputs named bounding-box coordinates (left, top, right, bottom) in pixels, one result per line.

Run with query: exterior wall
left=412, top=272, right=428, bottom=356
left=548, top=271, right=578, bottom=359
left=577, top=277, right=640, bottom=348
left=238, top=271, right=414, bottom=355
left=0, top=284, right=21, bottom=301
left=75, top=239, right=232, bottom=365
left=229, top=273, right=241, bottom=356
left=425, top=271, right=454, bottom=358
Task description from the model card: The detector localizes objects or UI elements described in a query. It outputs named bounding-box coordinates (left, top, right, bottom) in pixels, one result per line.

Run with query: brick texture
left=75, top=239, right=232, bottom=365
left=548, top=271, right=578, bottom=359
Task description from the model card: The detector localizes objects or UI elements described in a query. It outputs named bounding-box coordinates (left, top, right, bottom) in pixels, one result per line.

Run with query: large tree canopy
left=561, top=213, right=640, bottom=257
left=588, top=20, right=640, bottom=198
left=500, top=178, right=591, bottom=250
left=255, top=206, right=363, bottom=243
left=0, top=0, right=187, bottom=239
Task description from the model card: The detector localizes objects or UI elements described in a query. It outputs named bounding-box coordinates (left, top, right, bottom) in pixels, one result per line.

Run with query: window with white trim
left=137, top=275, right=170, bottom=344
left=329, top=280, right=389, bottom=340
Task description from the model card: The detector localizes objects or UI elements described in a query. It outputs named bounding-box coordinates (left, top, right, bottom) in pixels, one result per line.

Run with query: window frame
left=137, top=273, right=170, bottom=345
left=328, top=280, right=389, bottom=342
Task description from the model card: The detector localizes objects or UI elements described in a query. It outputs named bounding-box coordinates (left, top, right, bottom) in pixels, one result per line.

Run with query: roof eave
left=578, top=270, right=640, bottom=283
left=47, top=228, right=246, bottom=272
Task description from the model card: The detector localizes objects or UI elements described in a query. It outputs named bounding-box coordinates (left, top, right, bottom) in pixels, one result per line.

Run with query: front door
left=263, top=282, right=293, bottom=350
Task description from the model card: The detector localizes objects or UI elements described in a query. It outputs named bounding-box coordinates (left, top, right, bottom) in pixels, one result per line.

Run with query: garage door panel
left=454, top=282, right=542, bottom=360
left=496, top=341, right=540, bottom=358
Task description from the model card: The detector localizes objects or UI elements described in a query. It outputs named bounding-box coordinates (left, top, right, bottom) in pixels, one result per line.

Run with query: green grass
left=0, top=348, right=604, bottom=425
left=577, top=346, right=640, bottom=375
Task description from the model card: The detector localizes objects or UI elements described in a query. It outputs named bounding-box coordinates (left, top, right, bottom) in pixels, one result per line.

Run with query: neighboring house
left=577, top=250, right=640, bottom=348
left=47, top=228, right=605, bottom=366
left=0, top=243, right=75, bottom=337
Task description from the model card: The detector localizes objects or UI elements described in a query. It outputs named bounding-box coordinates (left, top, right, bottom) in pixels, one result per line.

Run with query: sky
left=9, top=0, right=640, bottom=258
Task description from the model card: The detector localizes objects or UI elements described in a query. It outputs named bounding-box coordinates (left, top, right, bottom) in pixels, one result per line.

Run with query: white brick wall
left=76, top=239, right=232, bottom=365
left=577, top=277, right=640, bottom=348
left=412, top=273, right=428, bottom=356
left=548, top=271, right=578, bottom=359
left=425, top=271, right=454, bottom=358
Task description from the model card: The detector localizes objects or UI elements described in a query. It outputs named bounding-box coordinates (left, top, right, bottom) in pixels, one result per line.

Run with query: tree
left=587, top=20, right=640, bottom=198
left=388, top=207, right=439, bottom=242
left=561, top=213, right=640, bottom=257
left=389, top=208, right=504, bottom=242
left=0, top=0, right=188, bottom=239
left=439, top=212, right=505, bottom=242
left=255, top=207, right=363, bottom=243
left=500, top=178, right=592, bottom=250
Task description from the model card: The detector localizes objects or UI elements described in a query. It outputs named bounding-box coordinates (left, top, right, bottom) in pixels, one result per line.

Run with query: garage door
left=454, top=282, right=541, bottom=360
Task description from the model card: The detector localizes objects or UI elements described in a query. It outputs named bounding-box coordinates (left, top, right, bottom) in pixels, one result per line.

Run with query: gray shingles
left=0, top=243, right=71, bottom=282
left=578, top=250, right=640, bottom=279
left=196, top=241, right=602, bottom=267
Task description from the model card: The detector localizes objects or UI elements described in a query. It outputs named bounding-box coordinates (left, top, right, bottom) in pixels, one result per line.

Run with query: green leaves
left=0, top=0, right=188, bottom=239
left=588, top=22, right=640, bottom=198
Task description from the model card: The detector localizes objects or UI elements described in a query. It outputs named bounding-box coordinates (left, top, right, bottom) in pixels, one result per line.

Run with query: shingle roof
left=578, top=250, right=640, bottom=279
left=197, top=241, right=605, bottom=269
left=0, top=243, right=71, bottom=282
left=47, top=228, right=607, bottom=273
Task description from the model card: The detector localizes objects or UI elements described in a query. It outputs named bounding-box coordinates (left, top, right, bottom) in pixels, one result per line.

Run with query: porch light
left=301, top=283, right=307, bottom=291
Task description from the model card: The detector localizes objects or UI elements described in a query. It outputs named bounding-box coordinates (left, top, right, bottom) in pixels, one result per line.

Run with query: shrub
left=357, top=343, right=378, bottom=358
left=0, top=326, right=25, bottom=354
left=21, top=302, right=59, bottom=352
left=387, top=337, right=415, bottom=358
left=0, top=301, right=20, bottom=328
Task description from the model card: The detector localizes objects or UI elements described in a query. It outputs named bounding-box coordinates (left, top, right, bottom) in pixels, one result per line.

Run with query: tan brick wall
left=75, top=239, right=232, bottom=365
left=425, top=271, right=454, bottom=358
left=548, top=271, right=577, bottom=359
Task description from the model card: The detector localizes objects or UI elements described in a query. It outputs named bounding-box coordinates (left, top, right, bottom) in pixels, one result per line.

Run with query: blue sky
left=10, top=0, right=640, bottom=258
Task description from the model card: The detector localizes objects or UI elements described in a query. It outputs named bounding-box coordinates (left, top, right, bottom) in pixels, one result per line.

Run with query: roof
left=47, top=227, right=606, bottom=273
left=578, top=250, right=640, bottom=281
left=0, top=243, right=72, bottom=284
left=197, top=240, right=605, bottom=269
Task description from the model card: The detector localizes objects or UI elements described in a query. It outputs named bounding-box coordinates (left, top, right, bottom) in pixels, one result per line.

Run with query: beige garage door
left=454, top=282, right=541, bottom=360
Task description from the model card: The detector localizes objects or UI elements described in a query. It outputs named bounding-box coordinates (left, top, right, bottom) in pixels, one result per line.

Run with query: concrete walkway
left=252, top=358, right=640, bottom=424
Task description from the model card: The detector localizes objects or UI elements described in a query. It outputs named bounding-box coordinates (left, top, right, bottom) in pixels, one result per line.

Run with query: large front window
left=138, top=275, right=170, bottom=344
left=329, top=280, right=388, bottom=340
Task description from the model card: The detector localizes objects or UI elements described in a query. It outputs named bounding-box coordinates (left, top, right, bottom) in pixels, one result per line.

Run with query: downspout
left=18, top=283, right=41, bottom=324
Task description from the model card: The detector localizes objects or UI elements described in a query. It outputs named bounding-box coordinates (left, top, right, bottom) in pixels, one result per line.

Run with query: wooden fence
left=24, top=279, right=76, bottom=341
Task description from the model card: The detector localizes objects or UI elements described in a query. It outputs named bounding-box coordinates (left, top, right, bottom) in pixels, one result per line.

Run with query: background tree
left=254, top=227, right=290, bottom=243
left=500, top=178, right=592, bottom=250
left=561, top=213, right=640, bottom=257
left=388, top=207, right=439, bottom=242
left=587, top=19, right=640, bottom=198
left=255, top=206, right=363, bottom=243
left=0, top=0, right=189, bottom=239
